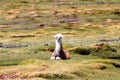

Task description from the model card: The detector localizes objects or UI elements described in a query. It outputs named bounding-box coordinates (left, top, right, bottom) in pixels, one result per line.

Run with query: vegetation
left=0, top=0, right=120, bottom=80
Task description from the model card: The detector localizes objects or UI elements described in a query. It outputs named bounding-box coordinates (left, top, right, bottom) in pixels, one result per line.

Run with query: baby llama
left=50, top=33, right=70, bottom=60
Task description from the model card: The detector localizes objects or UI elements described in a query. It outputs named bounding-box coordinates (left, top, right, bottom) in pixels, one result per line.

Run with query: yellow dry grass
left=0, top=59, right=119, bottom=79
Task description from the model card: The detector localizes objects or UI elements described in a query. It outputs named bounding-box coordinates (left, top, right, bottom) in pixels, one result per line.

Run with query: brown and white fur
left=50, top=33, right=70, bottom=60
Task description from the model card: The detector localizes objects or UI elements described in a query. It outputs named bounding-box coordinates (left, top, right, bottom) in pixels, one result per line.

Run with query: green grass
left=0, top=0, right=120, bottom=80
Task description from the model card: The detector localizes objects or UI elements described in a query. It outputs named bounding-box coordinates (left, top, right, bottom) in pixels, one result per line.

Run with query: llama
left=50, top=33, right=70, bottom=60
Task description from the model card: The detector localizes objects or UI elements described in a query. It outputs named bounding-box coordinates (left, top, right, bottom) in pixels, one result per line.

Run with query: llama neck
left=55, top=40, right=62, bottom=55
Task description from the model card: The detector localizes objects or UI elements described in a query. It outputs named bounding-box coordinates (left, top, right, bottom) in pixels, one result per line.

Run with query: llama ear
left=59, top=33, right=63, bottom=38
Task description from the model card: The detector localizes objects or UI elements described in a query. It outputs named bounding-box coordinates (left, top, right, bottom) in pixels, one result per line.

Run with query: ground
left=0, top=0, right=120, bottom=80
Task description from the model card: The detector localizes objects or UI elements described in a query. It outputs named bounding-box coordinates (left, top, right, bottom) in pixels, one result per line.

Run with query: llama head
left=54, top=33, right=63, bottom=41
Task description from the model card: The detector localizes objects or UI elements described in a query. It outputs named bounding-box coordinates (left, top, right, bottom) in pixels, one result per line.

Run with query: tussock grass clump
left=87, top=59, right=120, bottom=68
left=90, top=63, right=107, bottom=70
left=92, top=51, right=120, bottom=59
left=38, top=73, right=74, bottom=79
left=69, top=47, right=94, bottom=55
left=69, top=44, right=120, bottom=59
left=101, top=44, right=117, bottom=52
left=72, top=71, right=87, bottom=77
left=92, top=44, right=120, bottom=59
left=100, top=60, right=120, bottom=68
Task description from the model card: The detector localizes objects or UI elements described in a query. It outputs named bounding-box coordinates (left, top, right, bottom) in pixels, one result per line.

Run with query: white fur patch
left=54, top=33, right=63, bottom=39
left=50, top=56, right=55, bottom=60
left=56, top=57, right=62, bottom=60
left=54, top=33, right=63, bottom=56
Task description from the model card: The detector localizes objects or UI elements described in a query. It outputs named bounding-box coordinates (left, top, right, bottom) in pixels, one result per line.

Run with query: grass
left=0, top=26, right=120, bottom=79
left=0, top=0, right=120, bottom=80
left=0, top=59, right=120, bottom=80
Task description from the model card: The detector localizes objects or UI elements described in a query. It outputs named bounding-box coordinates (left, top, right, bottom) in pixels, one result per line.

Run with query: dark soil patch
left=55, top=2, right=120, bottom=6
left=99, top=38, right=120, bottom=42
left=0, top=43, right=27, bottom=48
left=11, top=35, right=35, bottom=38
left=112, top=63, right=120, bottom=68
left=1, top=20, right=30, bottom=25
